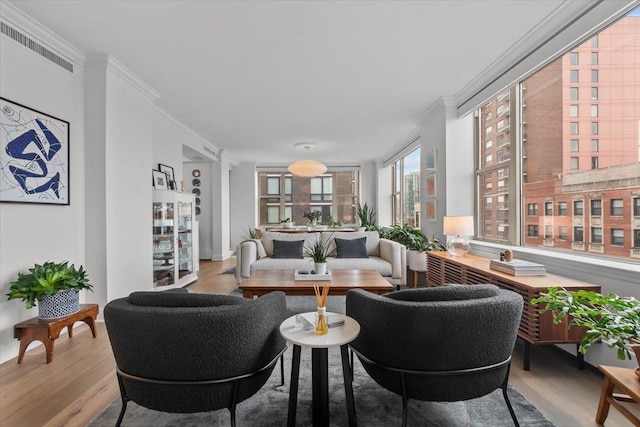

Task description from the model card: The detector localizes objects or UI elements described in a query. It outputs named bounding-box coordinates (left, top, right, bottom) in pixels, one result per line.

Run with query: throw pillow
left=272, top=239, right=304, bottom=259
left=335, top=237, right=369, bottom=258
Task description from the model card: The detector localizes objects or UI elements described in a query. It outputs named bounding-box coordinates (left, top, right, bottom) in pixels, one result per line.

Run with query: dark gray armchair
left=104, top=289, right=288, bottom=426
left=346, top=284, right=524, bottom=427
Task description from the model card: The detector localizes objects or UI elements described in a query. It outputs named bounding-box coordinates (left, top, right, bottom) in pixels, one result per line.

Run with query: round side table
left=280, top=312, right=360, bottom=427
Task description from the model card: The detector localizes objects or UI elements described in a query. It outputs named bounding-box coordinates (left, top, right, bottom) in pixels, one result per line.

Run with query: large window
left=258, top=171, right=359, bottom=226
left=476, top=8, right=640, bottom=261
left=391, top=147, right=421, bottom=226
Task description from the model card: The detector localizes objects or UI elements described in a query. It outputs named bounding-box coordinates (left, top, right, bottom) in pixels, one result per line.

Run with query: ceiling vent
left=1, top=22, right=73, bottom=73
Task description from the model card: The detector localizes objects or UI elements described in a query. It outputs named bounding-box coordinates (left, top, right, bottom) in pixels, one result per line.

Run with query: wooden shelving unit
left=426, top=251, right=601, bottom=370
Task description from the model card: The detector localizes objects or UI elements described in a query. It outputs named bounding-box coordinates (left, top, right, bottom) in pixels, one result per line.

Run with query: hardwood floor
left=0, top=258, right=636, bottom=426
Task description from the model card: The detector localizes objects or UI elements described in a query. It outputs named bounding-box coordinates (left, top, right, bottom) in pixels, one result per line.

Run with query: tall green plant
left=533, top=287, right=640, bottom=360
left=379, top=224, right=422, bottom=249
left=357, top=203, right=377, bottom=230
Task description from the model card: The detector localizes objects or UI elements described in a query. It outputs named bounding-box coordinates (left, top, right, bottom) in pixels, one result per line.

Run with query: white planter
left=314, top=262, right=328, bottom=275
left=408, top=250, right=428, bottom=272
left=38, top=289, right=79, bottom=319
left=281, top=222, right=293, bottom=229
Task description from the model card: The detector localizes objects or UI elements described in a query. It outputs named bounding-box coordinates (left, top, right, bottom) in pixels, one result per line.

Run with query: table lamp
left=443, top=216, right=474, bottom=256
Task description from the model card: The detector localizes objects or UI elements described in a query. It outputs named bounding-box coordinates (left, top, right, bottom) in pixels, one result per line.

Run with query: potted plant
left=326, top=217, right=342, bottom=229
left=304, top=237, right=336, bottom=275
left=6, top=261, right=92, bottom=319
left=532, top=287, right=640, bottom=361
left=407, top=234, right=446, bottom=272
left=280, top=218, right=293, bottom=228
left=357, top=202, right=377, bottom=231
left=303, top=211, right=322, bottom=230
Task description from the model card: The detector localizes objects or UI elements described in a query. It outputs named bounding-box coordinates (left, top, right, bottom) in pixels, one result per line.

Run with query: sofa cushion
left=251, top=257, right=315, bottom=273
left=272, top=239, right=304, bottom=259
left=335, top=237, right=368, bottom=258
left=327, top=256, right=392, bottom=277
left=321, top=231, right=380, bottom=257
left=261, top=232, right=319, bottom=257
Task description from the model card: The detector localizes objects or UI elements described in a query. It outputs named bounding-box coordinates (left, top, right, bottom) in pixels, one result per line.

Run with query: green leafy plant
left=357, top=203, right=377, bottom=230
left=279, top=218, right=291, bottom=224
left=326, top=217, right=342, bottom=228
left=379, top=223, right=426, bottom=250
left=303, top=211, right=321, bottom=223
left=6, top=261, right=92, bottom=309
left=304, top=237, right=336, bottom=263
left=532, top=287, right=640, bottom=360
left=412, top=234, right=446, bottom=252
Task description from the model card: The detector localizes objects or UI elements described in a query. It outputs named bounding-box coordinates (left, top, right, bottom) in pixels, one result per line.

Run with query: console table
left=426, top=251, right=601, bottom=370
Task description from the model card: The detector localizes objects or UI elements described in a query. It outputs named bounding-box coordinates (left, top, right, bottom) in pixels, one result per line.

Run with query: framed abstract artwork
left=426, top=200, right=437, bottom=222
left=425, top=174, right=436, bottom=197
left=426, top=149, right=436, bottom=171
left=0, top=97, right=70, bottom=205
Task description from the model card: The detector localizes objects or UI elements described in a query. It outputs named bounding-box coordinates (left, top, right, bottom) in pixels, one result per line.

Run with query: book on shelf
left=489, top=259, right=546, bottom=276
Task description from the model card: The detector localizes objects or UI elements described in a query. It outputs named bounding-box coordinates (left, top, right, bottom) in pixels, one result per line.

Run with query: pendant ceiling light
left=288, top=143, right=327, bottom=177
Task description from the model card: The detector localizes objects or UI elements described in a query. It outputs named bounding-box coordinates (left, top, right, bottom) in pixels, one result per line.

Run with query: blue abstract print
left=0, top=98, right=69, bottom=204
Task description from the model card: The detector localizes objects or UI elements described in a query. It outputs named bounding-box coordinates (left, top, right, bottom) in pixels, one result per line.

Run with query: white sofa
left=236, top=231, right=406, bottom=287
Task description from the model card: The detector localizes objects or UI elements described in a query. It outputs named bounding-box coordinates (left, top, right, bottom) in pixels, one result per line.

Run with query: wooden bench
left=13, top=304, right=99, bottom=364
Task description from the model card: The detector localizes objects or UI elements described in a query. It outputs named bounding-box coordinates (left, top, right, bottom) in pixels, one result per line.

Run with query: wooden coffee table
left=239, top=269, right=393, bottom=299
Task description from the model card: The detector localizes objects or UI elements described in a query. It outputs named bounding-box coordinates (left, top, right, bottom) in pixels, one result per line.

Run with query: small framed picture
left=426, top=174, right=436, bottom=197
left=426, top=200, right=437, bottom=222
left=152, top=170, right=168, bottom=190
left=426, top=150, right=436, bottom=171
left=159, top=164, right=175, bottom=182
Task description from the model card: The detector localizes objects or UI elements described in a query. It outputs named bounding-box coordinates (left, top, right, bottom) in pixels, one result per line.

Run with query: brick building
left=258, top=171, right=359, bottom=226
left=481, top=15, right=640, bottom=261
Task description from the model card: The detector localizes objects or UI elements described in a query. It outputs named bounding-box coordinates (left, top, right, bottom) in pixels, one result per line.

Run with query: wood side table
left=280, top=312, right=360, bottom=427
left=13, top=304, right=99, bottom=364
left=596, top=365, right=640, bottom=425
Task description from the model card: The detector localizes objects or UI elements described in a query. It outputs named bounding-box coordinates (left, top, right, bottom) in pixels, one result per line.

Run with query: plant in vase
left=279, top=218, right=293, bottom=228
left=303, top=211, right=322, bottom=230
left=532, top=287, right=640, bottom=361
left=304, top=237, right=336, bottom=275
left=6, top=261, right=93, bottom=319
left=408, top=234, right=446, bottom=272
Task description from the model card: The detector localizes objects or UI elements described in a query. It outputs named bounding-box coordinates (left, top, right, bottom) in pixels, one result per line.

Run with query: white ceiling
left=7, top=0, right=566, bottom=165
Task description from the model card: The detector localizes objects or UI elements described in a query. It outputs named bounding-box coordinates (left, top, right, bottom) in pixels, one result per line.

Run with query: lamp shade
left=288, top=160, right=327, bottom=177
left=443, top=216, right=474, bottom=236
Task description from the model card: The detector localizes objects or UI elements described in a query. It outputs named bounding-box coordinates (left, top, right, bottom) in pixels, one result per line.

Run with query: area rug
left=89, top=343, right=553, bottom=427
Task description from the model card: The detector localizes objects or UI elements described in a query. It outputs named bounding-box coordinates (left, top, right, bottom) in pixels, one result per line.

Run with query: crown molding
left=381, top=126, right=421, bottom=166
left=0, top=0, right=85, bottom=65
left=417, top=96, right=457, bottom=126
left=153, top=105, right=219, bottom=161
left=455, top=0, right=601, bottom=110
left=85, top=54, right=160, bottom=101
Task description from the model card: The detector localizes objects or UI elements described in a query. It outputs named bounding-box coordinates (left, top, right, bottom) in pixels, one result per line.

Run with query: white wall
left=152, top=109, right=184, bottom=187
left=376, top=161, right=392, bottom=227
left=211, top=152, right=233, bottom=260
left=103, top=63, right=156, bottom=301
left=229, top=161, right=258, bottom=249
left=0, top=19, right=86, bottom=363
left=359, top=160, right=377, bottom=219
left=185, top=162, right=213, bottom=259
